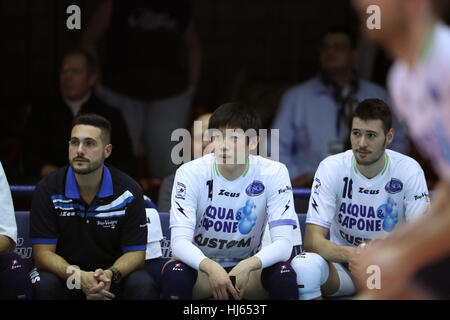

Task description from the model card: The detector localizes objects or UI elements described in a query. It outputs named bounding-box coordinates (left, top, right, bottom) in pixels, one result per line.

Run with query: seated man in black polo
left=29, top=113, right=156, bottom=299
left=23, top=49, right=136, bottom=183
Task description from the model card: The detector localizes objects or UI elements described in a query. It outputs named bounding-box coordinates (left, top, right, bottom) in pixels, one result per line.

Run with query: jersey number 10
left=342, top=177, right=353, bottom=199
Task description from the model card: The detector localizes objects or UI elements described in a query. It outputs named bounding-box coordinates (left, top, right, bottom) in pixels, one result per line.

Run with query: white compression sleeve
left=255, top=225, right=293, bottom=268
left=171, top=226, right=208, bottom=270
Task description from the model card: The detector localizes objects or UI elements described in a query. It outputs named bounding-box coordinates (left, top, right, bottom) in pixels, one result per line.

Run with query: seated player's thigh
left=242, top=269, right=269, bottom=300
left=192, top=270, right=213, bottom=300
left=192, top=269, right=269, bottom=300
left=320, top=261, right=340, bottom=296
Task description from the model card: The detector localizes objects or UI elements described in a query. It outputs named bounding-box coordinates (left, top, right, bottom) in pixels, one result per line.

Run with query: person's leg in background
left=144, top=90, right=193, bottom=179
left=97, top=86, right=146, bottom=158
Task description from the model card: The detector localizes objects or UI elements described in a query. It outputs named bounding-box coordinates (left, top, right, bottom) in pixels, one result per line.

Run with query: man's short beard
left=354, top=136, right=387, bottom=166
left=69, top=159, right=103, bottom=175
left=355, top=150, right=384, bottom=166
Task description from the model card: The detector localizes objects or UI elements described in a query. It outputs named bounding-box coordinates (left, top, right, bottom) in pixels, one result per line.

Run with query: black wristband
left=108, top=267, right=122, bottom=284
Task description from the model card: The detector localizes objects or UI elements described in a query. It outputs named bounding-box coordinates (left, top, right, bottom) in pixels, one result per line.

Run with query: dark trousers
left=0, top=253, right=32, bottom=299
left=32, top=268, right=158, bottom=300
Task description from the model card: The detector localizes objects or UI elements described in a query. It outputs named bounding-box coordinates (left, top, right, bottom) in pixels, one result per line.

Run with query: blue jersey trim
left=30, top=238, right=58, bottom=245
left=122, top=244, right=146, bottom=253
left=268, top=219, right=298, bottom=229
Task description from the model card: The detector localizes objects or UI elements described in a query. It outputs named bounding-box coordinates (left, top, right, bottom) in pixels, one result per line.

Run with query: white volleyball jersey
left=170, top=153, right=297, bottom=266
left=388, top=23, right=450, bottom=183
left=0, top=162, right=17, bottom=244
left=306, top=150, right=430, bottom=247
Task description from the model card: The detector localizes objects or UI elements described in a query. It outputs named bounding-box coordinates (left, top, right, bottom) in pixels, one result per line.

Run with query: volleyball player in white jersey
left=351, top=0, right=450, bottom=299
left=160, top=102, right=298, bottom=300
left=290, top=99, right=430, bottom=299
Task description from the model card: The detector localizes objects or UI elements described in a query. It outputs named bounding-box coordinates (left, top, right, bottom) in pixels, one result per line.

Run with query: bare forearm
left=110, top=251, right=145, bottom=278
left=0, top=235, right=15, bottom=254
left=33, top=250, right=72, bottom=280
left=305, top=237, right=355, bottom=263
left=199, top=258, right=220, bottom=275
left=80, top=0, right=112, bottom=61
left=242, top=256, right=262, bottom=272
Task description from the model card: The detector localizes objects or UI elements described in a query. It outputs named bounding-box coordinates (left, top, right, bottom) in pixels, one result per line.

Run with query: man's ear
left=88, top=72, right=99, bottom=87
left=105, top=144, right=112, bottom=159
left=248, top=136, right=260, bottom=151
left=386, top=128, right=394, bottom=146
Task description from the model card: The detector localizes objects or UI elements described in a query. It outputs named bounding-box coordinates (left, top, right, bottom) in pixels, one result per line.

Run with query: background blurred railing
left=10, top=185, right=313, bottom=198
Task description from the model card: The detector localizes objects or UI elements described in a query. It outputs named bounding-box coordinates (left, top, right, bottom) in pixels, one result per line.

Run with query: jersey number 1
left=207, top=180, right=213, bottom=201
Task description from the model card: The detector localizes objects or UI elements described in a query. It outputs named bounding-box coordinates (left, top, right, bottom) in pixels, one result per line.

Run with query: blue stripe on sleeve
left=30, top=238, right=58, bottom=245
left=268, top=219, right=298, bottom=229
left=122, top=244, right=146, bottom=253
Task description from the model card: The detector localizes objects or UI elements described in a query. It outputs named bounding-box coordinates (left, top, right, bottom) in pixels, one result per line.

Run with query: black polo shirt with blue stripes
left=30, top=165, right=147, bottom=271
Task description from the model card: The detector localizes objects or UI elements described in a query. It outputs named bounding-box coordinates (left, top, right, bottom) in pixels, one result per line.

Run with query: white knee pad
left=291, top=252, right=329, bottom=300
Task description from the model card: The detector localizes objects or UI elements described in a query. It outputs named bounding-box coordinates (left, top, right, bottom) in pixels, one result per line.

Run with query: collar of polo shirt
left=65, top=165, right=114, bottom=199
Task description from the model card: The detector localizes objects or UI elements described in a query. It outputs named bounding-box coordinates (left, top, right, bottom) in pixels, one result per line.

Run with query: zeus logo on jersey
left=201, top=200, right=257, bottom=235
left=358, top=187, right=379, bottom=195
left=218, top=189, right=240, bottom=197
left=58, top=211, right=76, bottom=217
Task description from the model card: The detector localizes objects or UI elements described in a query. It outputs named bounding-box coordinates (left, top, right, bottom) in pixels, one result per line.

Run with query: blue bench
left=16, top=211, right=351, bottom=299
left=14, top=211, right=33, bottom=271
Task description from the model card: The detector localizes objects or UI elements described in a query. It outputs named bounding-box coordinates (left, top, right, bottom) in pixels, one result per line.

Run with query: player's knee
left=0, top=253, right=32, bottom=300
left=121, top=270, right=159, bottom=300
left=31, top=270, right=66, bottom=300
left=291, top=252, right=329, bottom=300
left=160, top=260, right=197, bottom=300
left=261, top=262, right=298, bottom=300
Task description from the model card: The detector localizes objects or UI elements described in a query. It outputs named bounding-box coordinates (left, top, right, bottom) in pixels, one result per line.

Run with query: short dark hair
left=208, top=102, right=262, bottom=134
left=62, top=48, right=98, bottom=74
left=352, top=99, right=392, bottom=134
left=321, top=25, right=358, bottom=49
left=431, top=0, right=449, bottom=18
left=72, top=113, right=112, bottom=145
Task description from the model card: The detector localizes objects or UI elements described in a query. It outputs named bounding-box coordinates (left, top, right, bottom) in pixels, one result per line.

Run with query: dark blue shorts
left=0, top=252, right=32, bottom=299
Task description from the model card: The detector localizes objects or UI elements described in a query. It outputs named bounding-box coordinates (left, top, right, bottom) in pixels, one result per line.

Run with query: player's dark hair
left=208, top=102, right=262, bottom=134
left=431, top=0, right=448, bottom=18
left=72, top=113, right=112, bottom=145
left=352, top=99, right=392, bottom=134
left=321, top=25, right=358, bottom=49
left=62, top=48, right=98, bottom=74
